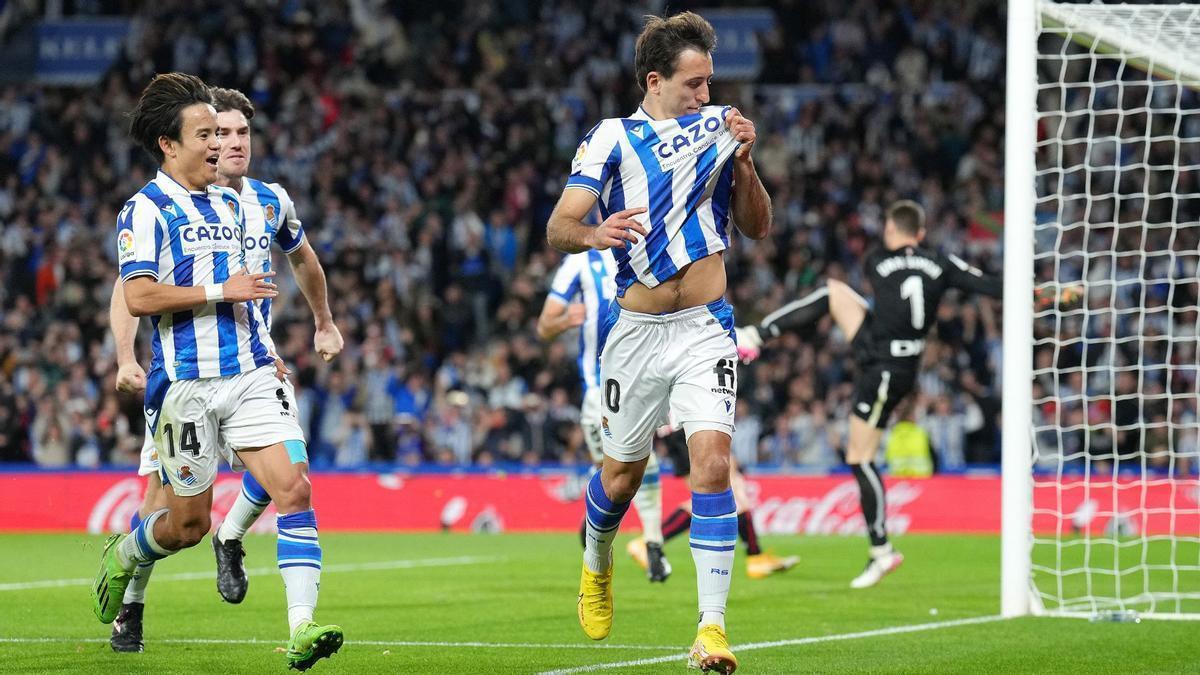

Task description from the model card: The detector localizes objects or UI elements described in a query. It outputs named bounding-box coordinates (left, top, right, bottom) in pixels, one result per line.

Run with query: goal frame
left=1002, top=0, right=1200, bottom=620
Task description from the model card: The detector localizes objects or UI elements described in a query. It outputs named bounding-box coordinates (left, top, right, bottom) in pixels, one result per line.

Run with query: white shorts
left=597, top=298, right=738, bottom=463
left=137, top=430, right=160, bottom=477
left=144, top=364, right=304, bottom=497
left=580, top=387, right=604, bottom=464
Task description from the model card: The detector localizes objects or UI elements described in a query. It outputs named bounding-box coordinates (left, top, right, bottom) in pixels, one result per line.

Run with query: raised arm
left=726, top=107, right=772, bottom=241
left=945, top=254, right=1003, bottom=298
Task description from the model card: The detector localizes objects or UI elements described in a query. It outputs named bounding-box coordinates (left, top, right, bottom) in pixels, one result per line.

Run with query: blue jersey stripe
left=712, top=160, right=735, bottom=246
left=143, top=183, right=198, bottom=379
left=211, top=252, right=240, bottom=376
left=626, top=123, right=677, bottom=285
left=679, top=141, right=719, bottom=262
left=191, top=195, right=244, bottom=376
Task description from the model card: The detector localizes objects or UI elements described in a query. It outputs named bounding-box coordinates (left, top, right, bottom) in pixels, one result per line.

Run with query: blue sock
left=691, top=489, right=737, bottom=629
left=277, top=510, right=322, bottom=632
left=123, top=511, right=156, bottom=603
left=583, top=471, right=631, bottom=573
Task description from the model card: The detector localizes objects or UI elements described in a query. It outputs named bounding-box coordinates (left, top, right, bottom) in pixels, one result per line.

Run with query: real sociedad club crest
left=225, top=199, right=238, bottom=216
left=264, top=203, right=277, bottom=227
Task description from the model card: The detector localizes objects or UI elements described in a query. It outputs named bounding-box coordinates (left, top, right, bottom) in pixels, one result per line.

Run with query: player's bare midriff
left=618, top=252, right=725, bottom=314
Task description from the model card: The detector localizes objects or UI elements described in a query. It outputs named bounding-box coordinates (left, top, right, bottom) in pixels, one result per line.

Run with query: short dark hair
left=887, top=200, right=926, bottom=236
left=210, top=86, right=255, bottom=120
left=128, top=72, right=213, bottom=164
left=634, top=12, right=717, bottom=93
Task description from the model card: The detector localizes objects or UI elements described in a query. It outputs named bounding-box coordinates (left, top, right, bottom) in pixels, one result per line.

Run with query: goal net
left=1008, top=0, right=1200, bottom=619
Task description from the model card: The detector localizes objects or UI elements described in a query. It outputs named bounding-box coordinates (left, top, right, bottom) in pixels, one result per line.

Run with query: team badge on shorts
left=264, top=203, right=277, bottom=227
left=178, top=465, right=197, bottom=487
left=601, top=416, right=612, bottom=439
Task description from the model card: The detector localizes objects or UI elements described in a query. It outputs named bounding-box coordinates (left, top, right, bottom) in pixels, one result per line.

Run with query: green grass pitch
left=0, top=532, right=1194, bottom=673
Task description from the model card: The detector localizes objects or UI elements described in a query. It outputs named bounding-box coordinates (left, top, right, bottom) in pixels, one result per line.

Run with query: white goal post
left=1004, top=0, right=1200, bottom=620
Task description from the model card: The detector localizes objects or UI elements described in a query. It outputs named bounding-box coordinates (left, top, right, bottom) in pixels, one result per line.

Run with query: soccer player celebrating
left=737, top=200, right=1001, bottom=588
left=106, top=86, right=343, bottom=653
left=537, top=248, right=670, bottom=582
left=547, top=12, right=771, bottom=673
left=92, top=73, right=342, bottom=670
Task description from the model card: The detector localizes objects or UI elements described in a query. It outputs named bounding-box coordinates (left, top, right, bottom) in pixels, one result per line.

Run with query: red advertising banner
left=0, top=471, right=1195, bottom=536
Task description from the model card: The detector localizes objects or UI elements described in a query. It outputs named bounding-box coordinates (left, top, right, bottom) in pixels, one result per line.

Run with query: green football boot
left=286, top=621, right=344, bottom=671
left=91, top=534, right=133, bottom=624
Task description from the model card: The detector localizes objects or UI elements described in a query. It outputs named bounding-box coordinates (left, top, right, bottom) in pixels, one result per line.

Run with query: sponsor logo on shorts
left=178, top=465, right=197, bottom=486
left=857, top=402, right=871, bottom=414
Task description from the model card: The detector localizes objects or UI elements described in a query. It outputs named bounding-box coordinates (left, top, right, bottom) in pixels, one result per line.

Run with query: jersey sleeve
left=565, top=120, right=620, bottom=198
left=116, top=196, right=162, bottom=281
left=272, top=184, right=306, bottom=254
left=547, top=255, right=582, bottom=305
left=944, top=253, right=1003, bottom=298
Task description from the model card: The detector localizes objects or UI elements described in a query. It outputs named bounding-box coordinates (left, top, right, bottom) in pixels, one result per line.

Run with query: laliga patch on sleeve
left=571, top=140, right=588, bottom=173
left=117, top=229, right=136, bottom=264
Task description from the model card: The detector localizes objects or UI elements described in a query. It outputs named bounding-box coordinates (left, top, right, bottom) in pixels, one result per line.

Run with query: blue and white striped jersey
left=547, top=249, right=616, bottom=392
left=238, top=177, right=305, bottom=330
left=565, top=105, right=739, bottom=296
left=116, top=170, right=275, bottom=381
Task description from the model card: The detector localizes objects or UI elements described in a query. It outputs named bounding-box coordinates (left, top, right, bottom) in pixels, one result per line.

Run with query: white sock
left=122, top=562, right=156, bottom=603
left=277, top=510, right=322, bottom=633
left=691, top=490, right=736, bottom=629
left=218, top=492, right=269, bottom=543
left=632, top=453, right=663, bottom=545
left=870, top=543, right=894, bottom=559
left=116, top=509, right=172, bottom=570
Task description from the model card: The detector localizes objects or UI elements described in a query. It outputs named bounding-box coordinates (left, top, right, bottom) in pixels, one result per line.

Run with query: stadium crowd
left=1, top=0, right=1017, bottom=471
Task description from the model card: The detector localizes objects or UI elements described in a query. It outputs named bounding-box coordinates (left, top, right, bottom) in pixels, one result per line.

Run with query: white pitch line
left=0, top=637, right=679, bottom=651
left=0, top=555, right=501, bottom=592
left=537, top=615, right=1010, bottom=674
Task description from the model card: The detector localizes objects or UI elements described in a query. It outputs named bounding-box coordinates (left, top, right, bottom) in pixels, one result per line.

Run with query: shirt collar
left=155, top=169, right=210, bottom=197
left=630, top=105, right=656, bottom=121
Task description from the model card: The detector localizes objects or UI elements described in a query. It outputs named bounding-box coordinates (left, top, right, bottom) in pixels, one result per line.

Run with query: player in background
left=634, top=427, right=798, bottom=579
left=106, top=86, right=343, bottom=653
left=92, top=73, right=342, bottom=670
left=737, top=200, right=1000, bottom=589
left=537, top=249, right=670, bottom=582
left=547, top=12, right=771, bottom=673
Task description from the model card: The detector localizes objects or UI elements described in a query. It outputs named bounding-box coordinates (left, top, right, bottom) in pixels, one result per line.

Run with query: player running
left=107, top=85, right=343, bottom=654
left=547, top=12, right=772, bottom=673
left=92, top=73, right=342, bottom=670
left=737, top=200, right=1000, bottom=589
left=537, top=249, right=670, bottom=582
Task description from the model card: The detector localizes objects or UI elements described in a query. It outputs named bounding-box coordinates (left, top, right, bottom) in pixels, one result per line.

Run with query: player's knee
left=604, top=470, right=641, bottom=503
left=690, top=452, right=731, bottom=492
left=165, top=513, right=211, bottom=549
left=271, top=472, right=312, bottom=513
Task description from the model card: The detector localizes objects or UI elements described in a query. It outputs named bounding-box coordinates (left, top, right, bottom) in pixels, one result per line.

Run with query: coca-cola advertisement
left=0, top=471, right=1196, bottom=535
